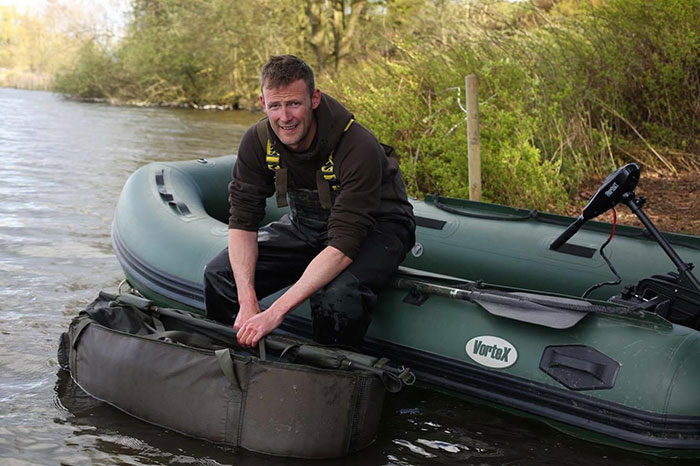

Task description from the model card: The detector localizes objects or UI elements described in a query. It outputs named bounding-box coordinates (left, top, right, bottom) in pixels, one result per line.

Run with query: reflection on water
left=0, top=88, right=692, bottom=465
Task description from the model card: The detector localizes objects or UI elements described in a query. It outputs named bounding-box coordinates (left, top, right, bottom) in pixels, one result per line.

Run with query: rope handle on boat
left=432, top=195, right=539, bottom=221
left=431, top=194, right=700, bottom=253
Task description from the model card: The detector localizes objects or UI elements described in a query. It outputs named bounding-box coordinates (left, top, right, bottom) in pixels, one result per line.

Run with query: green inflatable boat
left=112, top=155, right=700, bottom=455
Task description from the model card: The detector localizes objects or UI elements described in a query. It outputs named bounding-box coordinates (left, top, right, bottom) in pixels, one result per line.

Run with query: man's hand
left=233, top=302, right=261, bottom=331
left=236, top=307, right=285, bottom=347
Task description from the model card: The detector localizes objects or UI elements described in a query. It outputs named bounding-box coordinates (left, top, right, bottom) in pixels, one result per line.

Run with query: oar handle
left=392, top=277, right=473, bottom=301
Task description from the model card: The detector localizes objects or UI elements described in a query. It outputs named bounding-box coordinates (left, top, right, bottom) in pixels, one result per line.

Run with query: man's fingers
left=236, top=324, right=257, bottom=348
left=236, top=325, right=247, bottom=345
left=233, top=317, right=245, bottom=331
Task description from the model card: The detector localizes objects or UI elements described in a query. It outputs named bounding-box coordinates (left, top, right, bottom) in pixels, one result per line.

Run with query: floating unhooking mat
left=57, top=291, right=415, bottom=459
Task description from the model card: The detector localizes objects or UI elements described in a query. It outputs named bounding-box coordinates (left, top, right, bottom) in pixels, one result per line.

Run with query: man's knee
left=310, top=271, right=376, bottom=348
left=204, top=248, right=231, bottom=280
left=203, top=248, right=238, bottom=324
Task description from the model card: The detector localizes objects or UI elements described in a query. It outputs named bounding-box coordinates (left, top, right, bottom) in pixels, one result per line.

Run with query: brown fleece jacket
left=228, top=93, right=414, bottom=258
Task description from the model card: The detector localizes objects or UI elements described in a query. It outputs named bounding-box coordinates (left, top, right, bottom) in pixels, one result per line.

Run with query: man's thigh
left=344, top=222, right=412, bottom=290
left=254, top=216, right=324, bottom=296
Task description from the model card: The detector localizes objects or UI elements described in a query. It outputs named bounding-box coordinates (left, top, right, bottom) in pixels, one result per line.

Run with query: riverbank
left=59, top=94, right=244, bottom=111
left=8, top=86, right=697, bottom=235
left=0, top=69, right=52, bottom=90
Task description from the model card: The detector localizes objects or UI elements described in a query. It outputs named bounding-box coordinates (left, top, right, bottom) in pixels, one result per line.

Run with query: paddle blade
left=471, top=292, right=590, bottom=329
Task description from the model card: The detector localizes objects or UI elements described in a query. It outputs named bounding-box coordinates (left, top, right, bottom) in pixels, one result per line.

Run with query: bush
left=324, top=0, right=698, bottom=209
left=53, top=0, right=698, bottom=209
left=325, top=36, right=569, bottom=210
left=54, top=41, right=124, bottom=99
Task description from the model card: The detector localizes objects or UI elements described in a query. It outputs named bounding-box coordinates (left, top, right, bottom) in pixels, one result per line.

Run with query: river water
left=0, top=88, right=689, bottom=465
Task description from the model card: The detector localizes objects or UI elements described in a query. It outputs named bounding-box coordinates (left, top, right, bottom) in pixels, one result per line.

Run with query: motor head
left=581, top=163, right=640, bottom=220
left=549, top=163, right=640, bottom=251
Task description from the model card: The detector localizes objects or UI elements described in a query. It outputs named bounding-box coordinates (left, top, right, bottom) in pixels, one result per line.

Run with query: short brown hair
left=260, top=55, right=315, bottom=97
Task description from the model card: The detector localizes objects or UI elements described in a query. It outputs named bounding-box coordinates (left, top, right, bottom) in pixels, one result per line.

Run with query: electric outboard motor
left=555, top=163, right=700, bottom=329
left=550, top=163, right=640, bottom=251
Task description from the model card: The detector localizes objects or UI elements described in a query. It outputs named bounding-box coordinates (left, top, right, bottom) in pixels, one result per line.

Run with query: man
left=203, top=55, right=415, bottom=349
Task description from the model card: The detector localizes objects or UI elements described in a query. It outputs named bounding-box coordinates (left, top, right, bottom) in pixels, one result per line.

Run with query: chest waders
left=256, top=118, right=378, bottom=348
left=257, top=118, right=352, bottom=212
left=203, top=120, right=411, bottom=348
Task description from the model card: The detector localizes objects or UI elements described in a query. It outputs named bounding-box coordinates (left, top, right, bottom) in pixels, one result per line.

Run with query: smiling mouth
left=280, top=123, right=298, bottom=131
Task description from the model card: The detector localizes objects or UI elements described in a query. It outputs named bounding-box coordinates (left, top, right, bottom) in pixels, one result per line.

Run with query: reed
left=0, top=70, right=53, bottom=91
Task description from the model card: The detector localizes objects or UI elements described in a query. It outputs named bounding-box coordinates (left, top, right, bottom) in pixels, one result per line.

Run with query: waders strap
left=256, top=119, right=268, bottom=150
left=215, top=348, right=243, bottom=447
left=316, top=171, right=332, bottom=209
left=275, top=168, right=289, bottom=208
left=260, top=117, right=354, bottom=209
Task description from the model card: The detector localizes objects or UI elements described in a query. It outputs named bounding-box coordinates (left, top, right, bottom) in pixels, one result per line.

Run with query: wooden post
left=466, top=74, right=482, bottom=201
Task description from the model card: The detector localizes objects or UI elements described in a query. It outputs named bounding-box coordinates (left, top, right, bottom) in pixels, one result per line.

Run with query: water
left=0, top=88, right=689, bottom=465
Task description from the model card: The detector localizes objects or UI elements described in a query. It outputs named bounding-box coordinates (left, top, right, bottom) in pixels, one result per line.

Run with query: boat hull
left=112, top=156, right=700, bottom=454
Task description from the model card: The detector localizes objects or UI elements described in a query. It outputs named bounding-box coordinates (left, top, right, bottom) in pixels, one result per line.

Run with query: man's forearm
left=268, top=245, right=352, bottom=317
left=228, top=229, right=259, bottom=307
left=235, top=245, right=353, bottom=347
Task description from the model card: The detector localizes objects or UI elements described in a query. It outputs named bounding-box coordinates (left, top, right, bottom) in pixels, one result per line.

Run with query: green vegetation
left=324, top=0, right=699, bottom=207
left=4, top=0, right=698, bottom=210
left=0, top=3, right=109, bottom=90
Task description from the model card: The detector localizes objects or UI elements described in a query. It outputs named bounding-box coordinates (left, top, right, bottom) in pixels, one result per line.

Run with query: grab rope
left=432, top=196, right=538, bottom=221
left=431, top=195, right=700, bottom=252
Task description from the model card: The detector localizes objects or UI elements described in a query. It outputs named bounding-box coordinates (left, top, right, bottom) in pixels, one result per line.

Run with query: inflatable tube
left=112, top=156, right=700, bottom=455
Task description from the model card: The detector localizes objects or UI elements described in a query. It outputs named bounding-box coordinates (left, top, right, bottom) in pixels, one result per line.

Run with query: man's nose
left=282, top=105, right=294, bottom=121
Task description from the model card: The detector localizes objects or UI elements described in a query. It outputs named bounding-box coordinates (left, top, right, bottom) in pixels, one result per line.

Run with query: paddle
left=391, top=275, right=590, bottom=329
left=392, top=266, right=675, bottom=328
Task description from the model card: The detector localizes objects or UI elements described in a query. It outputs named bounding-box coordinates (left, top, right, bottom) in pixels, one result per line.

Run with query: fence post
left=466, top=74, right=482, bottom=201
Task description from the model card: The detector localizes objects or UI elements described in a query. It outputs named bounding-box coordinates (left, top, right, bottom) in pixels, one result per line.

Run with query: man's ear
left=311, top=88, right=321, bottom=110
left=259, top=94, right=267, bottom=114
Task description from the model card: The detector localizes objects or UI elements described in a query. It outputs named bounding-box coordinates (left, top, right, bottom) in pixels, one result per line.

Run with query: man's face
left=260, top=79, right=321, bottom=152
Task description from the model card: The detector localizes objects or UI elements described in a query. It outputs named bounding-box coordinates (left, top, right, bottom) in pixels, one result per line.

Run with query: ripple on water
left=392, top=439, right=438, bottom=459
left=415, top=438, right=462, bottom=453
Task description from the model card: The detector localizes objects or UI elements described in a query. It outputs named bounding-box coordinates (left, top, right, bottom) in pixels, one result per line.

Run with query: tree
left=304, top=0, right=369, bottom=72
